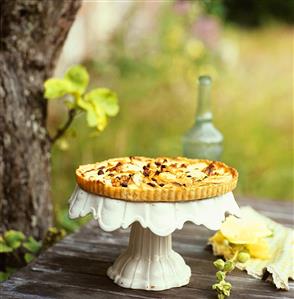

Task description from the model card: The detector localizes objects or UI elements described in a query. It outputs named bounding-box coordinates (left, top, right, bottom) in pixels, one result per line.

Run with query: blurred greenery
left=48, top=2, right=293, bottom=230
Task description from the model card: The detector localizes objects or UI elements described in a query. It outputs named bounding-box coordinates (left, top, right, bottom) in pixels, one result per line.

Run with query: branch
left=49, top=109, right=76, bottom=143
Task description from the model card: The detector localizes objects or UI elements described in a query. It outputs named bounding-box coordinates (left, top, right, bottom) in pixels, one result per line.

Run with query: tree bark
left=0, top=0, right=81, bottom=238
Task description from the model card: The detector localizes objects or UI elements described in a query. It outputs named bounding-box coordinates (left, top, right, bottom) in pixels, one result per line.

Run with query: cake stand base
left=107, top=222, right=191, bottom=291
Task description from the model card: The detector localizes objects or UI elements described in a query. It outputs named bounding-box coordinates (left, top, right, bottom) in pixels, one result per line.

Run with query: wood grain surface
left=1, top=198, right=293, bottom=299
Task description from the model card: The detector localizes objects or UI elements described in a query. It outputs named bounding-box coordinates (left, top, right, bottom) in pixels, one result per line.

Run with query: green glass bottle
left=183, top=75, right=223, bottom=160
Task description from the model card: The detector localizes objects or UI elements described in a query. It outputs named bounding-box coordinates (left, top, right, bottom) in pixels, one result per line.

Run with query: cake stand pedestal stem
left=107, top=222, right=191, bottom=291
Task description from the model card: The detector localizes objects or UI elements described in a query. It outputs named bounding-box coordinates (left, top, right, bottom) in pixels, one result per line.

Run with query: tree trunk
left=0, top=0, right=82, bottom=238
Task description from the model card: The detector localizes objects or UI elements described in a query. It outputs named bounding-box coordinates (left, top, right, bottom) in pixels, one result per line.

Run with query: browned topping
left=108, top=162, right=122, bottom=172
left=159, top=183, right=165, bottom=187
left=181, top=163, right=187, bottom=167
left=187, top=175, right=192, bottom=178
left=155, top=161, right=161, bottom=166
left=151, top=178, right=157, bottom=182
left=155, top=170, right=160, bottom=176
left=111, top=177, right=121, bottom=187
left=121, top=182, right=128, bottom=187
left=143, top=165, right=151, bottom=177
left=147, top=182, right=156, bottom=187
left=203, top=162, right=215, bottom=175
left=98, top=166, right=105, bottom=170
left=98, top=169, right=104, bottom=175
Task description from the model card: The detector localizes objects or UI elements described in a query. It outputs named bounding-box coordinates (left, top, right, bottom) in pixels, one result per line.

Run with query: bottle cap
left=198, top=75, right=212, bottom=85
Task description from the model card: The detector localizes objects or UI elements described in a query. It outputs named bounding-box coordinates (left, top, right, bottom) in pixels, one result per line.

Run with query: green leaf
left=77, top=96, right=92, bottom=111
left=216, top=271, right=226, bottom=281
left=86, top=107, right=98, bottom=127
left=84, top=88, right=119, bottom=117
left=4, top=230, right=25, bottom=249
left=44, top=78, right=75, bottom=99
left=213, top=259, right=225, bottom=270
left=0, top=242, right=13, bottom=253
left=237, top=251, right=250, bottom=263
left=65, top=65, right=89, bottom=94
left=24, top=252, right=35, bottom=264
left=223, top=260, right=235, bottom=272
left=23, top=236, right=42, bottom=254
left=0, top=271, right=10, bottom=282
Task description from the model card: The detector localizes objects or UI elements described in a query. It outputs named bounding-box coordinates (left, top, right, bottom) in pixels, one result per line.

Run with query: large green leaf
left=65, top=65, right=89, bottom=94
left=4, top=230, right=25, bottom=249
left=84, top=88, right=119, bottom=117
left=44, top=78, right=75, bottom=100
left=23, top=236, right=42, bottom=254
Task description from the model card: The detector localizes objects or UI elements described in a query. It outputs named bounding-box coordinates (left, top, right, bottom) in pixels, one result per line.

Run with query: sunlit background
left=47, top=0, right=293, bottom=230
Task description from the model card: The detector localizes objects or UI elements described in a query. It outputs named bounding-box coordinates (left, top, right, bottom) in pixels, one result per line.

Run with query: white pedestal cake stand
left=69, top=186, right=240, bottom=291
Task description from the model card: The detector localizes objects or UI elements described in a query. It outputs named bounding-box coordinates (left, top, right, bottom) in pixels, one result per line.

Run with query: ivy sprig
left=0, top=228, right=66, bottom=282
left=44, top=65, right=119, bottom=143
left=212, top=250, right=250, bottom=299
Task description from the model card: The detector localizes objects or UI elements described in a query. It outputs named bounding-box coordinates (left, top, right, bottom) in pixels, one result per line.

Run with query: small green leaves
left=213, top=280, right=232, bottom=297
left=223, top=260, right=235, bottom=272
left=214, top=259, right=225, bottom=271
left=0, top=228, right=67, bottom=282
left=4, top=230, right=25, bottom=249
left=65, top=65, right=89, bottom=94
left=44, top=64, right=119, bottom=141
left=216, top=271, right=226, bottom=281
left=23, top=236, right=42, bottom=254
left=212, top=257, right=237, bottom=298
left=44, top=65, right=89, bottom=100
left=237, top=251, right=250, bottom=263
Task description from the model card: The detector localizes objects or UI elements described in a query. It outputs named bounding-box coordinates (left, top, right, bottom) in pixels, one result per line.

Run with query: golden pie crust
left=76, top=156, right=238, bottom=202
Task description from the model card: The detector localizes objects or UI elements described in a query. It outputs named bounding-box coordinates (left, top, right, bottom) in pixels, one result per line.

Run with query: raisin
left=159, top=183, right=165, bottom=187
left=203, top=162, right=215, bottom=175
left=147, top=182, right=156, bottom=187
left=121, top=182, right=128, bottom=187
left=155, top=161, right=161, bottom=166
left=98, top=169, right=104, bottom=175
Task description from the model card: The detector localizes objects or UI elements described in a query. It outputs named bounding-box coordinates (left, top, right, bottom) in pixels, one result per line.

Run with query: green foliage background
left=48, top=3, right=293, bottom=228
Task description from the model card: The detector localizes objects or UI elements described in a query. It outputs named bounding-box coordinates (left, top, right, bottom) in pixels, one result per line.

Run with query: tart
left=76, top=156, right=238, bottom=202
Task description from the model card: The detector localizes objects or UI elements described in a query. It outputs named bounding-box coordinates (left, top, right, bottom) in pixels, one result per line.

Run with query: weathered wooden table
left=1, top=198, right=293, bottom=299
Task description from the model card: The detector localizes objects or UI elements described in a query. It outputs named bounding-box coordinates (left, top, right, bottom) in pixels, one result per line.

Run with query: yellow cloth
left=209, top=206, right=294, bottom=290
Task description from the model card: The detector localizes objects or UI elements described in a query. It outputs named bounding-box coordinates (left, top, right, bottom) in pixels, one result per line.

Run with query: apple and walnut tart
left=76, top=156, right=238, bottom=202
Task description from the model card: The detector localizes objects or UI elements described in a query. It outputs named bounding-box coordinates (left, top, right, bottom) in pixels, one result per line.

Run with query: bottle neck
left=195, top=76, right=212, bottom=123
